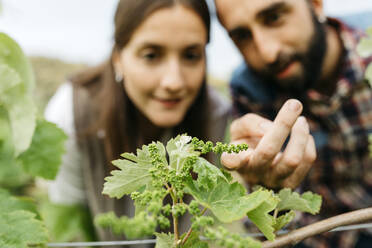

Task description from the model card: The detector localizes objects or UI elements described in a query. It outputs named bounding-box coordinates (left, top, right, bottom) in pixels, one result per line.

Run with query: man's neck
left=314, top=24, right=343, bottom=96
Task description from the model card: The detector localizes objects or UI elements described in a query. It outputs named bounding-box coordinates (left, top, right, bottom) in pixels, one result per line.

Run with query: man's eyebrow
left=256, top=2, right=288, bottom=19
left=228, top=26, right=250, bottom=38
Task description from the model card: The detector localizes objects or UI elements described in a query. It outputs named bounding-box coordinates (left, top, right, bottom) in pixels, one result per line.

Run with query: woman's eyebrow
left=137, top=42, right=162, bottom=50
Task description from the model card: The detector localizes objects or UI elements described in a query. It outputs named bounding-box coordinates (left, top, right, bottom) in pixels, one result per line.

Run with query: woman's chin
left=150, top=115, right=183, bottom=128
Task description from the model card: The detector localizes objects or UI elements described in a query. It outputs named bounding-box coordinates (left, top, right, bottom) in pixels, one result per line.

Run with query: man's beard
left=251, top=10, right=327, bottom=96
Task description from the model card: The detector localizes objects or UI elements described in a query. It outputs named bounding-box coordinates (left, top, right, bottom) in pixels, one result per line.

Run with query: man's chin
left=275, top=76, right=306, bottom=92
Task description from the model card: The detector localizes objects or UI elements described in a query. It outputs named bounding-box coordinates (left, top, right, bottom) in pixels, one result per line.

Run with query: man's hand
left=221, top=99, right=316, bottom=189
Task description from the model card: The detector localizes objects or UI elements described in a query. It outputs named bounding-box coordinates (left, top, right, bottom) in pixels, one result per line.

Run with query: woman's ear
left=310, top=0, right=326, bottom=23
left=112, top=50, right=124, bottom=82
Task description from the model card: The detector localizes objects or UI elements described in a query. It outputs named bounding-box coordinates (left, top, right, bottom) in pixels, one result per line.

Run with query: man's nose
left=160, top=59, right=185, bottom=92
left=253, top=30, right=281, bottom=64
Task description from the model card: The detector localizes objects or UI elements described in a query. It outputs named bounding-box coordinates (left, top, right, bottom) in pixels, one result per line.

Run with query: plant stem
left=174, top=213, right=179, bottom=244
left=166, top=183, right=176, bottom=200
left=180, top=207, right=208, bottom=246
left=263, top=207, right=372, bottom=248
left=171, top=191, right=180, bottom=245
left=181, top=227, right=193, bottom=246
left=273, top=209, right=279, bottom=219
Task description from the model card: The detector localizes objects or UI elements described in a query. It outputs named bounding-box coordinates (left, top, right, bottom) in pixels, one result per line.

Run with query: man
left=215, top=0, right=372, bottom=247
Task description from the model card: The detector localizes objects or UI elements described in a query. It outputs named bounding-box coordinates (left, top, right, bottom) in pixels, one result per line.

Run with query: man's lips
left=277, top=61, right=297, bottom=79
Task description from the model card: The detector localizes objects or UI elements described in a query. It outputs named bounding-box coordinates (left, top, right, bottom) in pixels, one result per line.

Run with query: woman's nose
left=160, top=59, right=185, bottom=92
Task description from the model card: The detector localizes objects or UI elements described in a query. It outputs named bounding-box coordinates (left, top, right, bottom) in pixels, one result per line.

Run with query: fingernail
left=298, top=116, right=309, bottom=129
left=260, top=121, right=272, bottom=131
left=288, top=99, right=301, bottom=112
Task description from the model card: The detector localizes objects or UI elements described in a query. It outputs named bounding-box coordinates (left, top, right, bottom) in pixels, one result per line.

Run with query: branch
left=263, top=207, right=372, bottom=248
left=180, top=208, right=208, bottom=246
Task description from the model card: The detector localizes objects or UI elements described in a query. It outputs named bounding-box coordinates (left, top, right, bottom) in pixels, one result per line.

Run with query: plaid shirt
left=230, top=19, right=372, bottom=247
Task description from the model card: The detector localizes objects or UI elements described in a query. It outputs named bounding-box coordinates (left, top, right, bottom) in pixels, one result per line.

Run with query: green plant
left=97, top=135, right=322, bottom=248
left=0, top=32, right=67, bottom=247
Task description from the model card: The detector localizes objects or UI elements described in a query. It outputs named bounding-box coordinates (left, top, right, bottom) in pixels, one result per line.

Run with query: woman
left=45, top=0, right=229, bottom=241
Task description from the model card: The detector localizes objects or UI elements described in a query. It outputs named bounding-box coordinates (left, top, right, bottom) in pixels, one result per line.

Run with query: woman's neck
left=135, top=109, right=167, bottom=145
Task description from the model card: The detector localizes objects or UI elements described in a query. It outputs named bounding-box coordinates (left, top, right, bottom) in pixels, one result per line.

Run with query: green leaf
left=103, top=159, right=152, bottom=199
left=273, top=210, right=296, bottom=232
left=357, top=27, right=372, bottom=57
left=276, top=188, right=322, bottom=214
left=182, top=231, right=208, bottom=248
left=0, top=107, right=30, bottom=188
left=103, top=142, right=166, bottom=199
left=0, top=33, right=37, bottom=155
left=186, top=175, right=275, bottom=223
left=0, top=64, right=21, bottom=94
left=0, top=189, right=38, bottom=216
left=40, top=202, right=96, bottom=242
left=155, top=233, right=175, bottom=248
left=166, top=135, right=199, bottom=172
left=0, top=33, right=35, bottom=93
left=247, top=196, right=279, bottom=241
left=357, top=38, right=372, bottom=57
left=0, top=210, right=49, bottom=248
left=192, top=157, right=228, bottom=190
left=17, top=119, right=67, bottom=180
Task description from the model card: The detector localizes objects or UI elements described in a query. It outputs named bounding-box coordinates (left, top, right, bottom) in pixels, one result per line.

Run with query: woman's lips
left=155, top=97, right=182, bottom=108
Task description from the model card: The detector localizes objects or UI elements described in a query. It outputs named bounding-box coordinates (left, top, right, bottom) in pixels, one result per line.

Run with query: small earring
left=318, top=15, right=326, bottom=23
left=115, top=72, right=123, bottom=83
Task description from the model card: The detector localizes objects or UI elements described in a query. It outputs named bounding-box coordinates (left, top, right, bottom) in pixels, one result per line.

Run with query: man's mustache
left=260, top=53, right=302, bottom=76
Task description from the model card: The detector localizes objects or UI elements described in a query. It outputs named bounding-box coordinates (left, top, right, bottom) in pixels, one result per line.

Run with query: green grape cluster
left=188, top=201, right=201, bottom=216
left=191, top=137, right=248, bottom=154
left=204, top=226, right=260, bottom=248
left=191, top=216, right=214, bottom=231
left=95, top=211, right=156, bottom=239
left=149, top=144, right=170, bottom=188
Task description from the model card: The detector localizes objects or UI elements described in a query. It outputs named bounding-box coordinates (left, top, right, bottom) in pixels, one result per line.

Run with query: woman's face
left=115, top=5, right=207, bottom=128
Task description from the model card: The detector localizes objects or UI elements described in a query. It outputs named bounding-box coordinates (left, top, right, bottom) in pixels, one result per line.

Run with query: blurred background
left=1, top=0, right=372, bottom=109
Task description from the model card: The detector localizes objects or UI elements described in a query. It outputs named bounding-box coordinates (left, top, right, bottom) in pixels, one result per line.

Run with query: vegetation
left=97, top=135, right=322, bottom=248
left=0, top=33, right=67, bottom=247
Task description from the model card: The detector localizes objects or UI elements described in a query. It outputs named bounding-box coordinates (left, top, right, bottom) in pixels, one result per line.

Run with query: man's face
left=216, top=0, right=326, bottom=92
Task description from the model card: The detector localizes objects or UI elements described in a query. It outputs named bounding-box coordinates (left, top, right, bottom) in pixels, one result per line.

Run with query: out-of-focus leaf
left=273, top=210, right=296, bottom=232
left=247, top=196, right=279, bottom=241
left=276, top=189, right=322, bottom=214
left=95, top=211, right=155, bottom=239
left=357, top=38, right=372, bottom=57
left=17, top=119, right=67, bottom=180
left=155, top=233, right=175, bottom=248
left=0, top=33, right=34, bottom=93
left=0, top=210, right=48, bottom=248
left=182, top=231, right=208, bottom=248
left=0, top=189, right=38, bottom=217
left=0, top=33, right=37, bottom=155
left=0, top=107, right=30, bottom=188
left=40, top=202, right=96, bottom=242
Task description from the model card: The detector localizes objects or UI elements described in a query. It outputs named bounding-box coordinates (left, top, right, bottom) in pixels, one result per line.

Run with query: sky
left=1, top=0, right=372, bottom=80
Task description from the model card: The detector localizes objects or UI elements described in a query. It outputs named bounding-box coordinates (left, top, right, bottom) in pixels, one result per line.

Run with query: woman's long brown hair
left=73, top=0, right=213, bottom=164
